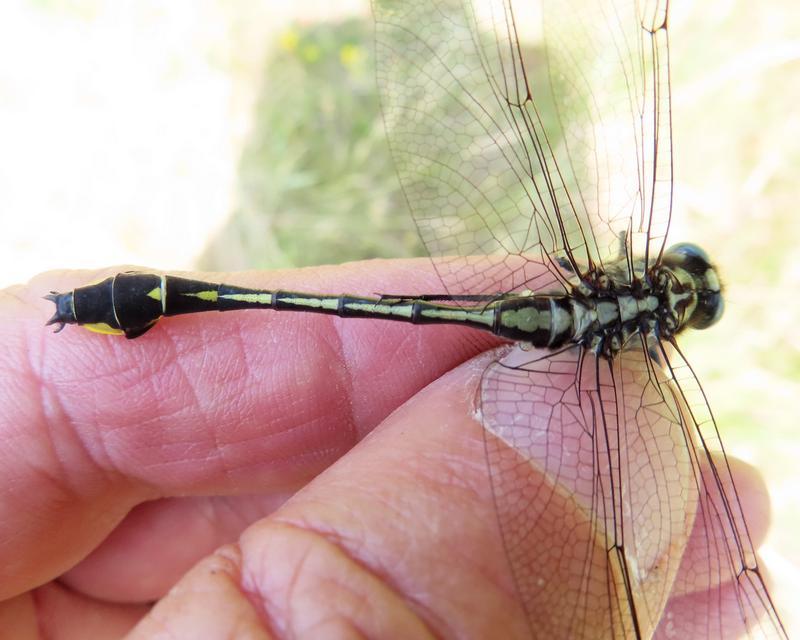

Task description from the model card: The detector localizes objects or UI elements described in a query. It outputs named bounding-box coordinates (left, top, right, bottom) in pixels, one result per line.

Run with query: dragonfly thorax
left=494, top=243, right=723, bottom=359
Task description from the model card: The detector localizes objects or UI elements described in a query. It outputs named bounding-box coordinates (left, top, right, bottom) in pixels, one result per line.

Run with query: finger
left=669, top=455, right=772, bottom=598
left=656, top=456, right=779, bottom=638
left=62, top=492, right=293, bottom=603
left=0, top=584, right=147, bottom=640
left=1, top=260, right=499, bottom=599
left=128, top=352, right=532, bottom=639
left=656, top=576, right=780, bottom=640
left=125, top=351, right=780, bottom=640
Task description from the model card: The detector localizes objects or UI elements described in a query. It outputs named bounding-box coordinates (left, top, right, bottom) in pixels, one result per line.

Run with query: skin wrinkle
left=412, top=446, right=487, bottom=500
left=20, top=310, right=94, bottom=488
left=172, top=343, right=215, bottom=453
left=210, top=545, right=280, bottom=640
left=289, top=593, right=376, bottom=640
left=267, top=425, right=505, bottom=638
left=89, top=381, right=121, bottom=478
left=227, top=320, right=260, bottom=418
left=90, top=385, right=124, bottom=471
left=37, top=377, right=119, bottom=503
left=375, top=453, right=520, bottom=611
left=144, top=598, right=184, bottom=640
left=87, top=332, right=213, bottom=493
left=268, top=309, right=357, bottom=450
left=328, top=314, right=361, bottom=451
left=268, top=318, right=341, bottom=450
left=208, top=496, right=258, bottom=534
left=107, top=358, right=167, bottom=479
left=28, top=378, right=73, bottom=486
left=43, top=332, right=165, bottom=489
left=245, top=519, right=439, bottom=640
left=18, top=400, right=139, bottom=576
left=218, top=553, right=281, bottom=640
left=303, top=620, right=370, bottom=640
left=381, top=328, right=434, bottom=400
left=225, top=386, right=347, bottom=478
left=314, top=589, right=374, bottom=640
left=248, top=522, right=312, bottom=636
left=169, top=329, right=249, bottom=491
left=30, top=585, right=46, bottom=640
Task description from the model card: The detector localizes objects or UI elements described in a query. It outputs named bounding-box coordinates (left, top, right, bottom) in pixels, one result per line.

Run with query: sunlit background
left=1, top=0, right=797, bottom=633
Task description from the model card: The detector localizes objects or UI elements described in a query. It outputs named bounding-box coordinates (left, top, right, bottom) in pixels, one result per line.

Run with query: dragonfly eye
left=663, top=242, right=724, bottom=330
left=663, top=242, right=717, bottom=277
left=689, top=290, right=724, bottom=329
left=666, top=242, right=710, bottom=263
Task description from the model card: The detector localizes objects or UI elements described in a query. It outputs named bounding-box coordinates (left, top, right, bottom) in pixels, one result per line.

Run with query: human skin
left=0, top=260, right=774, bottom=639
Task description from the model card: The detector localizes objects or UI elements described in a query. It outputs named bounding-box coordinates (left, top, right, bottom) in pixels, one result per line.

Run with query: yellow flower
left=340, top=44, right=362, bottom=68
left=279, top=29, right=299, bottom=52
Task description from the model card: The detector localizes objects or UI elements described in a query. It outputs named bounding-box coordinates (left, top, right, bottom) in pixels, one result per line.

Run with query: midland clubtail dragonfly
left=45, top=1, right=787, bottom=638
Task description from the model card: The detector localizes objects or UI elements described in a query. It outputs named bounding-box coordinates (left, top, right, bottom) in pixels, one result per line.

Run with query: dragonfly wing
left=481, top=344, right=693, bottom=638
left=651, top=339, right=788, bottom=639
left=482, top=340, right=787, bottom=639
left=374, top=0, right=674, bottom=294
left=374, top=0, right=581, bottom=298
left=541, top=0, right=674, bottom=275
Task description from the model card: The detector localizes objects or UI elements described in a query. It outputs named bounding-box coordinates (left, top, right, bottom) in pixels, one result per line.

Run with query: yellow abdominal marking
left=83, top=323, right=125, bottom=336
left=345, top=302, right=413, bottom=317
left=146, top=287, right=162, bottom=301
left=221, top=292, right=273, bottom=305
left=283, top=297, right=338, bottom=310
left=420, top=308, right=494, bottom=326
left=184, top=290, right=218, bottom=302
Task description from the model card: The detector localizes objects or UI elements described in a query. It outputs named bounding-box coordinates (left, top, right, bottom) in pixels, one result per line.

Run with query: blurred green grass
left=670, top=3, right=800, bottom=576
left=197, top=18, right=422, bottom=271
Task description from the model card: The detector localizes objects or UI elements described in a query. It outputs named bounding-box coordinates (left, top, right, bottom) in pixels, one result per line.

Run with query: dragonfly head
left=662, top=243, right=724, bottom=331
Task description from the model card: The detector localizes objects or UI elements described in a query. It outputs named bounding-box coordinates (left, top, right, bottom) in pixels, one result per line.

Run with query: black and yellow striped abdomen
left=46, top=272, right=587, bottom=346
left=47, top=273, right=506, bottom=340
left=46, top=244, right=723, bottom=355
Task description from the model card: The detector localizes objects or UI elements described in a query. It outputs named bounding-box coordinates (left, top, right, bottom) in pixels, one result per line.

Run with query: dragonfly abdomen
left=46, top=272, right=501, bottom=339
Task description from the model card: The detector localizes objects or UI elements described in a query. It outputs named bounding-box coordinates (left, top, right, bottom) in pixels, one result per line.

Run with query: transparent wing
left=651, top=339, right=787, bottom=639
left=374, top=0, right=589, bottom=298
left=373, top=0, right=672, bottom=298
left=542, top=0, right=673, bottom=275
left=481, top=342, right=786, bottom=639
left=482, top=344, right=690, bottom=638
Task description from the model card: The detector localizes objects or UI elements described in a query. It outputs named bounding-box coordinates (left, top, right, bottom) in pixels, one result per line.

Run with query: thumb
left=127, top=352, right=531, bottom=639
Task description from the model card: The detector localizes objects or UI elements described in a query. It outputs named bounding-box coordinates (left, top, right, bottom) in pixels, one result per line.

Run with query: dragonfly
left=45, top=0, right=787, bottom=638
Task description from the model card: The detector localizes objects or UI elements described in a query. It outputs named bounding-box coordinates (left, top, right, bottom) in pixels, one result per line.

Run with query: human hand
left=0, top=261, right=776, bottom=639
